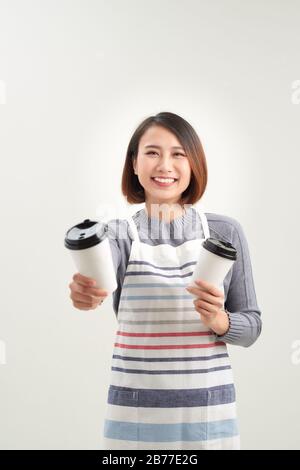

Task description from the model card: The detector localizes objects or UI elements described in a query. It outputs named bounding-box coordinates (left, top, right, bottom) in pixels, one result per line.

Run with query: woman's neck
left=145, top=202, right=186, bottom=222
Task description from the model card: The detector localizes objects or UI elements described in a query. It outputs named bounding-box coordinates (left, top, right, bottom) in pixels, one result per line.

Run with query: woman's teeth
left=151, top=177, right=178, bottom=188
left=152, top=177, right=176, bottom=183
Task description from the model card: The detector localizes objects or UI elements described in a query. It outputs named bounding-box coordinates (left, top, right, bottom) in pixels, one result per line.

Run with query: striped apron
left=103, top=207, right=240, bottom=450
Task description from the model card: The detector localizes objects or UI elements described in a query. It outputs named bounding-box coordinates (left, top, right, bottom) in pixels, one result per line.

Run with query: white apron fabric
left=102, top=207, right=240, bottom=450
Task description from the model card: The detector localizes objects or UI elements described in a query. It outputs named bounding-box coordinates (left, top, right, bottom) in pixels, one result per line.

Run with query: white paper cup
left=190, top=238, right=237, bottom=298
left=64, top=219, right=117, bottom=294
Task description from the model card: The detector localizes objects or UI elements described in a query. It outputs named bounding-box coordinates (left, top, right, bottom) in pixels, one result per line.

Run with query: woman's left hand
left=185, top=278, right=230, bottom=336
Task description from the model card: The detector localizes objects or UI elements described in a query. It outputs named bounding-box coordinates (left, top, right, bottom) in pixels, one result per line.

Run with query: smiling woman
left=100, top=111, right=262, bottom=450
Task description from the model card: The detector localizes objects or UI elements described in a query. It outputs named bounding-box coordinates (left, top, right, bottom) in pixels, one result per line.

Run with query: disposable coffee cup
left=189, top=237, right=237, bottom=299
left=64, top=218, right=117, bottom=294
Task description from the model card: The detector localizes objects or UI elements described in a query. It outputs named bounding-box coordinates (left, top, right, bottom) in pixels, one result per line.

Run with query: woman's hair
left=121, top=111, right=208, bottom=205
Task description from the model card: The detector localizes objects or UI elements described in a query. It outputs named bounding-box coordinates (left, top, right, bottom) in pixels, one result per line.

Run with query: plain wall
left=0, top=0, right=300, bottom=449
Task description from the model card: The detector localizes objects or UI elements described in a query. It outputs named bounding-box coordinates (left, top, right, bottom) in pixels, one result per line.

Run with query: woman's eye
left=145, top=151, right=185, bottom=157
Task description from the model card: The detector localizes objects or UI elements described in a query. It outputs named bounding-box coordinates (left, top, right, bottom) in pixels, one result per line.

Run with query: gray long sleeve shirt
left=107, top=205, right=262, bottom=348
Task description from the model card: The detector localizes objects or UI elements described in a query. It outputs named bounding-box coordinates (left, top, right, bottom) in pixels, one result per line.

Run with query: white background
left=0, top=0, right=300, bottom=450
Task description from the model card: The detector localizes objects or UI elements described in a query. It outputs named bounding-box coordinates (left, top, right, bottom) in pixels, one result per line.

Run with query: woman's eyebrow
left=144, top=144, right=184, bottom=150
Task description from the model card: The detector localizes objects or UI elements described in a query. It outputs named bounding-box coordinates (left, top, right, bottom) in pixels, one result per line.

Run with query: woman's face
left=133, top=125, right=192, bottom=208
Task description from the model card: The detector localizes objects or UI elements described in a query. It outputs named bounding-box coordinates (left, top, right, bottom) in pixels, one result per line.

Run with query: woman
left=69, top=111, right=262, bottom=450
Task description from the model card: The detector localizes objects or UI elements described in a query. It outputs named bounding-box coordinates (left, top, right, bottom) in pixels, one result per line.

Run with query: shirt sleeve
left=107, top=219, right=132, bottom=317
left=215, top=218, right=262, bottom=347
left=108, top=237, right=121, bottom=276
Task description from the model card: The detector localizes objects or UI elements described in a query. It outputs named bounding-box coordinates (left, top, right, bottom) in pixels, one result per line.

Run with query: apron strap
left=197, top=209, right=210, bottom=239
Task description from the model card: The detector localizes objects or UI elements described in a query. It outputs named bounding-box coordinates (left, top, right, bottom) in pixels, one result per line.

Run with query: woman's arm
left=215, top=218, right=262, bottom=348
left=107, top=218, right=132, bottom=317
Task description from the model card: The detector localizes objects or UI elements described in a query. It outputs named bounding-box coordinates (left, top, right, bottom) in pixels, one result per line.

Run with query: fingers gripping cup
left=190, top=238, right=237, bottom=300
left=64, top=219, right=117, bottom=294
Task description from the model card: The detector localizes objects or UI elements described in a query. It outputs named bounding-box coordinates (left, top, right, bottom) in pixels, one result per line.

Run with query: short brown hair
left=121, top=111, right=208, bottom=205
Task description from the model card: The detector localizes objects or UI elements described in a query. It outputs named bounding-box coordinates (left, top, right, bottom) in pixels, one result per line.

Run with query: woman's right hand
left=69, top=273, right=108, bottom=310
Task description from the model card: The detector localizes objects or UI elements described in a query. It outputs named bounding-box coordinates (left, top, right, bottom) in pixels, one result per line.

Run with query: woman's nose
left=155, top=157, right=173, bottom=172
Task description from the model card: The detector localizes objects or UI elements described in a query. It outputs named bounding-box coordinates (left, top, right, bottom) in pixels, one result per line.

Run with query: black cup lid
left=202, top=237, right=237, bottom=260
left=64, top=219, right=108, bottom=250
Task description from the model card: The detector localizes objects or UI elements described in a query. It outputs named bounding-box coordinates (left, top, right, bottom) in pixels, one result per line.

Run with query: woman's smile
left=150, top=176, right=179, bottom=187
